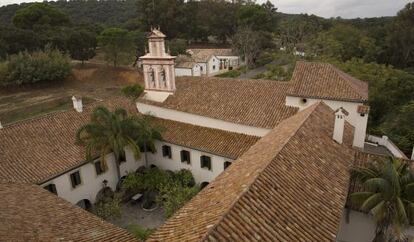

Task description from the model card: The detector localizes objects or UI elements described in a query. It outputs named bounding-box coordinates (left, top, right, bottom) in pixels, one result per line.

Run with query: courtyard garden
left=92, top=167, right=200, bottom=240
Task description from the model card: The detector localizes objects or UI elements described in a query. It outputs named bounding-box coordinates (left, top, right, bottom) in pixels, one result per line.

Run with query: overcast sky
left=0, top=0, right=411, bottom=19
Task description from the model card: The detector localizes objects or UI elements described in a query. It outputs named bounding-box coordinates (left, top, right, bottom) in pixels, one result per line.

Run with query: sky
left=0, top=0, right=411, bottom=19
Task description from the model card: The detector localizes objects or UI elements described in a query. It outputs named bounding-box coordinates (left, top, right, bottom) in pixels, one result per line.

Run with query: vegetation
left=121, top=84, right=144, bottom=102
left=122, top=168, right=199, bottom=218
left=350, top=158, right=414, bottom=241
left=76, top=107, right=143, bottom=180
left=94, top=194, right=122, bottom=220
left=98, top=28, right=135, bottom=67
left=0, top=47, right=70, bottom=87
left=126, top=224, right=155, bottom=240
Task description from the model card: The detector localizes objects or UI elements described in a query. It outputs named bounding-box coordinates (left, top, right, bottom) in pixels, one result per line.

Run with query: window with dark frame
left=70, top=171, right=81, bottom=188
left=180, top=150, right=191, bottom=164
left=200, top=155, right=212, bottom=170
left=224, top=161, right=232, bottom=170
left=95, top=161, right=105, bottom=175
left=119, top=153, right=126, bottom=163
left=44, top=184, right=57, bottom=195
left=162, top=145, right=172, bottom=158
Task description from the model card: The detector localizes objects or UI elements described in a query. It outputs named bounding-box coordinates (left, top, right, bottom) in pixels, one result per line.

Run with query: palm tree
left=350, top=157, right=414, bottom=242
left=76, top=106, right=141, bottom=180
left=135, top=115, right=163, bottom=168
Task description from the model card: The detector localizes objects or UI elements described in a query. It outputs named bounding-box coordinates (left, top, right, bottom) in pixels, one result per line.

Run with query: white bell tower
left=139, top=27, right=176, bottom=98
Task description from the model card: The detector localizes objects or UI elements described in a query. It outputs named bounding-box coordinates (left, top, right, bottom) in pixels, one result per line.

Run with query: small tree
left=98, top=28, right=134, bottom=67
left=121, top=84, right=144, bottom=103
left=350, top=158, right=414, bottom=241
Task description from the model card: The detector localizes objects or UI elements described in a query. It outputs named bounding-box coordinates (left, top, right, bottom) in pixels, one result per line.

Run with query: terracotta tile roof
left=175, top=55, right=197, bottom=69
left=289, top=61, right=368, bottom=102
left=0, top=97, right=257, bottom=184
left=138, top=77, right=299, bottom=129
left=0, top=182, right=137, bottom=241
left=148, top=102, right=355, bottom=242
left=152, top=117, right=259, bottom=159
left=187, top=49, right=235, bottom=62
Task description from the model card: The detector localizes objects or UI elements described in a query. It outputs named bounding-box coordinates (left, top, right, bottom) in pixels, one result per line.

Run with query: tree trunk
left=144, top=142, right=149, bottom=168
left=115, top=159, right=121, bottom=181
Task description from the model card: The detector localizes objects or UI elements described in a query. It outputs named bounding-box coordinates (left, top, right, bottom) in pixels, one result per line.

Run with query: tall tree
left=98, top=28, right=134, bottom=67
left=67, top=28, right=97, bottom=64
left=232, top=26, right=261, bottom=68
left=76, top=107, right=142, bottom=180
left=386, top=3, right=414, bottom=68
left=350, top=158, right=414, bottom=241
left=13, top=3, right=70, bottom=30
left=135, top=116, right=163, bottom=168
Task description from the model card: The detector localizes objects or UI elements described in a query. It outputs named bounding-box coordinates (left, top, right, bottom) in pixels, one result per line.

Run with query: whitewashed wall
left=198, top=62, right=207, bottom=75
left=286, top=96, right=368, bottom=148
left=137, top=102, right=270, bottom=137
left=145, top=140, right=234, bottom=183
left=175, top=65, right=201, bottom=77
left=216, top=56, right=240, bottom=69
left=207, top=56, right=220, bottom=76
left=336, top=210, right=414, bottom=242
left=175, top=68, right=192, bottom=77
left=40, top=149, right=143, bottom=205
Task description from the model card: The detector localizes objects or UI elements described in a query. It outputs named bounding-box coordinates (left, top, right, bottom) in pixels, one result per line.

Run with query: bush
left=126, top=224, right=155, bottom=240
left=121, top=84, right=144, bottom=102
left=158, top=181, right=200, bottom=218
left=174, top=169, right=195, bottom=187
left=94, top=196, right=122, bottom=220
left=0, top=47, right=70, bottom=87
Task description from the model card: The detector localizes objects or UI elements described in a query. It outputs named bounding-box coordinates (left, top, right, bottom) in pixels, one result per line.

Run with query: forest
left=0, top=0, right=413, bottom=156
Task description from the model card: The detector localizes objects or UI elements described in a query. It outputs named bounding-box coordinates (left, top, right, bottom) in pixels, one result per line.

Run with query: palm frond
left=360, top=193, right=383, bottom=212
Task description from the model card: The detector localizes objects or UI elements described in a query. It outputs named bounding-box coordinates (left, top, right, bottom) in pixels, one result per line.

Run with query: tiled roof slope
left=148, top=102, right=355, bottom=242
left=175, top=55, right=197, bottom=69
left=0, top=182, right=137, bottom=241
left=289, top=61, right=368, bottom=102
left=152, top=117, right=259, bottom=159
left=188, top=49, right=234, bottom=62
left=0, top=98, right=257, bottom=184
left=139, top=77, right=299, bottom=129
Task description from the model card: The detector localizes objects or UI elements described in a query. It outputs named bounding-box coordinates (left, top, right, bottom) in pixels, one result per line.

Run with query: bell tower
left=140, top=27, right=176, bottom=95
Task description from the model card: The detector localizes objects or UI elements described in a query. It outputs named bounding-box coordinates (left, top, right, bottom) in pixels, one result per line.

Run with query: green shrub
left=121, top=84, right=144, bottom=102
left=126, top=224, right=155, bottom=240
left=216, top=69, right=241, bottom=78
left=0, top=47, right=70, bottom=87
left=174, top=169, right=195, bottom=187
left=94, top=196, right=122, bottom=220
left=158, top=181, right=200, bottom=218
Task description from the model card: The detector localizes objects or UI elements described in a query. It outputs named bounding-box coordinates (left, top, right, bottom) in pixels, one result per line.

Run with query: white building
left=174, top=54, right=201, bottom=77
left=0, top=28, right=411, bottom=241
left=186, top=48, right=241, bottom=76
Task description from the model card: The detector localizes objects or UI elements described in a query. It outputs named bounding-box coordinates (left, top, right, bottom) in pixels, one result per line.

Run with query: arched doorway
left=76, top=199, right=92, bottom=212
left=200, top=182, right=209, bottom=190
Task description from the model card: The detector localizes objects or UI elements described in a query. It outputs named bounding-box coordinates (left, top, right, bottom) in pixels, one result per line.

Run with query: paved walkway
left=238, top=61, right=276, bottom=79
left=109, top=201, right=165, bottom=229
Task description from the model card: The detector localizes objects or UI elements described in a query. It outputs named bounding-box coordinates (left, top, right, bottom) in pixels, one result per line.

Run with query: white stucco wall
left=175, top=68, right=192, bottom=77
left=193, top=64, right=201, bottom=76
left=198, top=62, right=207, bottom=75
left=337, top=210, right=414, bottom=242
left=145, top=140, right=233, bottom=183
left=216, top=56, right=240, bottom=69
left=40, top=149, right=143, bottom=205
left=207, top=56, right=220, bottom=76
left=137, top=102, right=270, bottom=137
left=286, top=96, right=368, bottom=148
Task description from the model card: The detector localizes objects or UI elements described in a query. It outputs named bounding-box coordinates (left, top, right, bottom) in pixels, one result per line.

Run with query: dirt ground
left=0, top=63, right=144, bottom=124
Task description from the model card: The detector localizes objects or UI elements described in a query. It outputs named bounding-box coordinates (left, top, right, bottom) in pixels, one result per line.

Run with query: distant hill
left=0, top=0, right=393, bottom=28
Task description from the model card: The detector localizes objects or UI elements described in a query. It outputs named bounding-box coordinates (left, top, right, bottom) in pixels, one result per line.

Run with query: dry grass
left=0, top=63, right=144, bottom=124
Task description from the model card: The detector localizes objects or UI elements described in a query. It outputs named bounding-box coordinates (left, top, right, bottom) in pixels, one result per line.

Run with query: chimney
left=72, top=96, right=83, bottom=113
left=411, top=146, right=414, bottom=160
left=333, top=107, right=348, bottom=144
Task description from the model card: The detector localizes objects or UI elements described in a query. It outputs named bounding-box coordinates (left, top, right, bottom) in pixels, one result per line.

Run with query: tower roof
left=148, top=27, right=166, bottom=38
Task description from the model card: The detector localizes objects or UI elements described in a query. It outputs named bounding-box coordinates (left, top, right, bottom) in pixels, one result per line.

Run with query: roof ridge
left=199, top=101, right=324, bottom=241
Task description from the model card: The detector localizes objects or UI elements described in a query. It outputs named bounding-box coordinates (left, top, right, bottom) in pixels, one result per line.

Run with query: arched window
left=200, top=182, right=209, bottom=190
